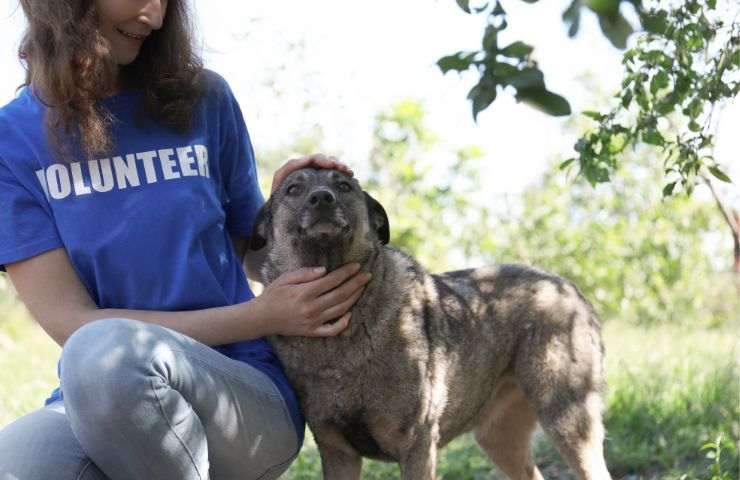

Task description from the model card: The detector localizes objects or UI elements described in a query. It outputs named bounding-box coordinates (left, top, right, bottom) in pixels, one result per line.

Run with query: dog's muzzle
left=299, top=188, right=350, bottom=241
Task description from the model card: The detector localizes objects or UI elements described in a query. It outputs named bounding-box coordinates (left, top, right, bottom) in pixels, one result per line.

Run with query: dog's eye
left=338, top=182, right=352, bottom=193
left=286, top=184, right=302, bottom=196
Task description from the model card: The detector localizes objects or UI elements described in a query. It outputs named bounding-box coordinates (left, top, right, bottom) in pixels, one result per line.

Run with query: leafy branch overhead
left=439, top=0, right=643, bottom=119
left=567, top=0, right=739, bottom=194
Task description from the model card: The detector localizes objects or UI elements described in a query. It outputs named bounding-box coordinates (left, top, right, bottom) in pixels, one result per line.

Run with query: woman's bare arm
left=5, top=247, right=369, bottom=347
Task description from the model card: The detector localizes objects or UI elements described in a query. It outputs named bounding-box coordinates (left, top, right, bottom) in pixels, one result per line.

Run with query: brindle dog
left=248, top=168, right=612, bottom=480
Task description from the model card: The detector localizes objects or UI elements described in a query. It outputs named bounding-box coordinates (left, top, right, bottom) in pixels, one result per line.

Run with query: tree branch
left=700, top=173, right=739, bottom=236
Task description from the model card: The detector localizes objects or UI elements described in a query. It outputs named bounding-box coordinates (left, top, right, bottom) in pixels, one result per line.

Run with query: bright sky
left=1, top=0, right=738, bottom=203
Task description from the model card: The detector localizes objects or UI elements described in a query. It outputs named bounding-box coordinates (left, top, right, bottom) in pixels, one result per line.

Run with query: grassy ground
left=0, top=303, right=737, bottom=479
left=0, top=302, right=60, bottom=425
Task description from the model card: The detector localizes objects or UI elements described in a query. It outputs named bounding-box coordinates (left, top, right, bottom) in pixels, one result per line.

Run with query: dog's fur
left=248, top=168, right=612, bottom=480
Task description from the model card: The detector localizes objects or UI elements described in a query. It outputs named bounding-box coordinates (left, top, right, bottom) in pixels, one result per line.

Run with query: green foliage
left=0, top=308, right=61, bottom=426
left=365, top=99, right=492, bottom=272
left=362, top=98, right=736, bottom=328
left=534, top=322, right=740, bottom=479
left=571, top=0, right=739, bottom=192
left=479, top=154, right=736, bottom=326
left=700, top=435, right=738, bottom=480
left=605, top=359, right=739, bottom=476
left=570, top=0, right=643, bottom=49
left=439, top=1, right=571, bottom=118
left=440, top=0, right=644, bottom=118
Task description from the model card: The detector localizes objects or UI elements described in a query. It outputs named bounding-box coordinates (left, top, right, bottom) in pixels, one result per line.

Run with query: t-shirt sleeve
left=217, top=77, right=265, bottom=238
left=0, top=156, right=63, bottom=272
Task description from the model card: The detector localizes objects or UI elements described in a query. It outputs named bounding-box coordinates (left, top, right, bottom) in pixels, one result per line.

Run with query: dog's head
left=249, top=167, right=389, bottom=280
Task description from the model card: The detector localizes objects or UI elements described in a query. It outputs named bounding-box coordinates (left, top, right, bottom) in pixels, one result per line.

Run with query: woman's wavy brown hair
left=18, top=0, right=204, bottom=161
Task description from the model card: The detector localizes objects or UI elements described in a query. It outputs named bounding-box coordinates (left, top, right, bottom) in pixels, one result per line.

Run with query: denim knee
left=60, top=318, right=156, bottom=417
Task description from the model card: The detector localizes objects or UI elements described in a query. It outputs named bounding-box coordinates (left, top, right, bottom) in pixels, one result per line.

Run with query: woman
left=0, top=1, right=370, bottom=478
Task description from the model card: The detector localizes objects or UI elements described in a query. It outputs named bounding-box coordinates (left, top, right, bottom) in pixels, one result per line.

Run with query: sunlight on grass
left=0, top=304, right=60, bottom=427
left=282, top=321, right=740, bottom=479
left=1, top=303, right=737, bottom=479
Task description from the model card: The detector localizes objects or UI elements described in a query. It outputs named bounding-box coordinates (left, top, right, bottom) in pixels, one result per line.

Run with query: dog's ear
left=248, top=198, right=273, bottom=251
left=363, top=192, right=390, bottom=245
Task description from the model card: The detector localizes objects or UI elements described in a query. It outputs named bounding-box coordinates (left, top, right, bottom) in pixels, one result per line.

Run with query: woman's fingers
left=308, top=312, right=352, bottom=338
left=271, top=154, right=353, bottom=193
left=304, top=262, right=363, bottom=297
left=265, top=263, right=370, bottom=337
left=273, top=266, right=327, bottom=286
left=306, top=154, right=353, bottom=176
left=312, top=270, right=371, bottom=312
left=271, top=158, right=309, bottom=193
left=314, top=285, right=365, bottom=325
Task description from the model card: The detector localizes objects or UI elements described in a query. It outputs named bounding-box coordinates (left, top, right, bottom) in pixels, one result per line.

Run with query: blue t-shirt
left=0, top=71, right=304, bottom=443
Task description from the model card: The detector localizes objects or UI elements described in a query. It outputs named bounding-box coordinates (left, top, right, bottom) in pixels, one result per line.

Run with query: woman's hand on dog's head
left=271, top=154, right=353, bottom=194
left=252, top=263, right=372, bottom=337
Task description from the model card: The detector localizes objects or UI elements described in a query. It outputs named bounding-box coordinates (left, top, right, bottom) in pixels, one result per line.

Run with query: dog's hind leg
left=473, top=378, right=544, bottom=480
left=514, top=309, right=612, bottom=480
left=526, top=387, right=610, bottom=480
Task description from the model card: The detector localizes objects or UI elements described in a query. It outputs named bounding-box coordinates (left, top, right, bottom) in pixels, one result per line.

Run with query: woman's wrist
left=241, top=295, right=275, bottom=338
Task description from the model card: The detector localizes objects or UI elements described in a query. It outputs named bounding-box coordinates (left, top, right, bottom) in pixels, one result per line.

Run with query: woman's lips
left=116, top=28, right=147, bottom=41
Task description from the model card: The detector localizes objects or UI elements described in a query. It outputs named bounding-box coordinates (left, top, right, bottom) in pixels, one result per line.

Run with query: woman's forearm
left=71, top=298, right=271, bottom=347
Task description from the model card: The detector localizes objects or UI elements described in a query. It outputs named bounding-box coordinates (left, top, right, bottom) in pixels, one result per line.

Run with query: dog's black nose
left=308, top=188, right=336, bottom=208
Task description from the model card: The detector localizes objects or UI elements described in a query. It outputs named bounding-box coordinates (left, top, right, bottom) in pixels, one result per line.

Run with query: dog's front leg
left=399, top=427, right=439, bottom=480
left=312, top=423, right=363, bottom=480
left=318, top=445, right=362, bottom=480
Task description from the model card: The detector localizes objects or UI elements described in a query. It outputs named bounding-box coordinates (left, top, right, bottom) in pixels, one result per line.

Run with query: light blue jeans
left=0, top=318, right=300, bottom=480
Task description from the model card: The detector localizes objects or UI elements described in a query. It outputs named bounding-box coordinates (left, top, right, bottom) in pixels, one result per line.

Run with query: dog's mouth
left=298, top=220, right=351, bottom=241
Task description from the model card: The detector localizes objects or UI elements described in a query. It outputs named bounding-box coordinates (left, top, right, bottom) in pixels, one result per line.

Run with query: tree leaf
left=641, top=10, right=668, bottom=35
left=437, top=52, right=476, bottom=73
left=562, top=0, right=582, bottom=38
left=583, top=0, right=620, bottom=16
left=662, top=181, right=677, bottom=197
left=456, top=0, right=471, bottom=13
left=482, top=24, right=498, bottom=52
left=708, top=165, right=732, bottom=183
left=621, top=90, right=633, bottom=108
left=597, top=11, right=634, bottom=49
left=655, top=96, right=677, bottom=115
left=492, top=0, right=505, bottom=15
left=583, top=110, right=605, bottom=120
left=504, top=67, right=545, bottom=89
left=473, top=2, right=490, bottom=13
left=574, top=137, right=590, bottom=153
left=516, top=88, right=572, bottom=116
left=559, top=158, right=577, bottom=169
left=468, top=80, right=498, bottom=121
left=650, top=71, right=669, bottom=95
left=500, top=41, right=534, bottom=58
left=643, top=129, right=664, bottom=146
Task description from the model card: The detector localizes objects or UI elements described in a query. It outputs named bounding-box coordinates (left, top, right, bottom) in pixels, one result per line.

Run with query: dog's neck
left=300, top=242, right=357, bottom=272
left=263, top=242, right=381, bottom=284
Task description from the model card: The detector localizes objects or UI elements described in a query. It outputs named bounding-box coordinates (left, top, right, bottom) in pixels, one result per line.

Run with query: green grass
left=284, top=322, right=740, bottom=479
left=1, top=301, right=737, bottom=479
left=600, top=323, right=739, bottom=479
left=0, top=302, right=61, bottom=426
